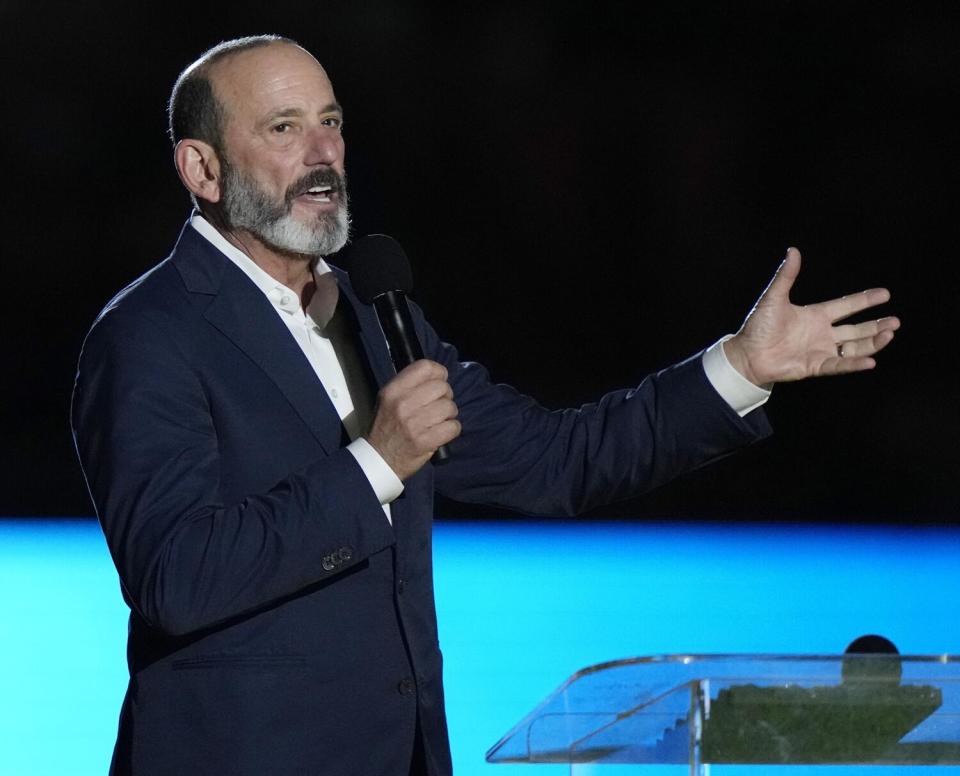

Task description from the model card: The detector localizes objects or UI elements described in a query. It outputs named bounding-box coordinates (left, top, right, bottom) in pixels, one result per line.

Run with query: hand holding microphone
left=345, top=235, right=458, bottom=480
left=365, top=360, right=459, bottom=480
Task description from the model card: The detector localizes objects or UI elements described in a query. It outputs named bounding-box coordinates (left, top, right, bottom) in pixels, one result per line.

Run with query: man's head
left=169, top=36, right=349, bottom=257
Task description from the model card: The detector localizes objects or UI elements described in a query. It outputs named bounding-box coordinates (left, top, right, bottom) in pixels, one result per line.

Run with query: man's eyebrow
left=264, top=102, right=344, bottom=122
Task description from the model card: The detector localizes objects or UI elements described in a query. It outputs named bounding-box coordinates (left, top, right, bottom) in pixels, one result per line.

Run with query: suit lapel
left=172, top=224, right=345, bottom=454
left=209, top=272, right=349, bottom=453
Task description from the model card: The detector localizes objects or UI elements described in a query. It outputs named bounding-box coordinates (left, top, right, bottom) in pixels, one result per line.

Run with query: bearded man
left=71, top=35, right=898, bottom=776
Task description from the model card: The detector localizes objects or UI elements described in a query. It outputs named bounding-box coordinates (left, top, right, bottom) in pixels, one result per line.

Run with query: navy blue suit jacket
left=72, top=220, right=771, bottom=775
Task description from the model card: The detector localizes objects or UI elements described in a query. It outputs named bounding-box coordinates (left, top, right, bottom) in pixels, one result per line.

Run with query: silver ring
left=837, top=343, right=845, bottom=358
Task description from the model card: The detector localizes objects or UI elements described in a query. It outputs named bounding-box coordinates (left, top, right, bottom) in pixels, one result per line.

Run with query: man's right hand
left=366, top=360, right=461, bottom=481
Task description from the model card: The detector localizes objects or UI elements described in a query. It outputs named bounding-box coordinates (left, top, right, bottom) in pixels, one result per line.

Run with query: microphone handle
left=373, top=291, right=450, bottom=463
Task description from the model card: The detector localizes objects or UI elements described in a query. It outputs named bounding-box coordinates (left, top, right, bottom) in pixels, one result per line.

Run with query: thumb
left=762, top=247, right=802, bottom=302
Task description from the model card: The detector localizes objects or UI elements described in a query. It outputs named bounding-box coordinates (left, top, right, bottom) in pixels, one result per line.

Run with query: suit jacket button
left=322, top=556, right=336, bottom=571
left=397, top=677, right=416, bottom=696
left=398, top=579, right=406, bottom=595
left=338, top=546, right=353, bottom=562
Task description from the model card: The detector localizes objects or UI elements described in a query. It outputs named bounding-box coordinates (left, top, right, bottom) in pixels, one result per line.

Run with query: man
left=71, top=35, right=898, bottom=776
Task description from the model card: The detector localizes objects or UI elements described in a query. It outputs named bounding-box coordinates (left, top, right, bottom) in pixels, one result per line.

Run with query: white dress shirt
left=190, top=213, right=770, bottom=524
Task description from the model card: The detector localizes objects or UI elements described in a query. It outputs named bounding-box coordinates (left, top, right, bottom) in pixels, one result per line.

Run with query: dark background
left=3, top=1, right=957, bottom=522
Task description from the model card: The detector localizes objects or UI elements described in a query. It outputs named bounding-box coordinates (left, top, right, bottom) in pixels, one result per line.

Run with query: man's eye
left=273, top=122, right=291, bottom=133
left=323, top=117, right=343, bottom=129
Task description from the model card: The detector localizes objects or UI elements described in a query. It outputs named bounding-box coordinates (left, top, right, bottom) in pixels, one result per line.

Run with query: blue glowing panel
left=1, top=519, right=957, bottom=775
left=0, top=520, right=129, bottom=776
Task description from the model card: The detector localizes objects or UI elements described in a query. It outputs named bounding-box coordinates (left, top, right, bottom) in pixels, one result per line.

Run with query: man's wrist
left=703, top=335, right=772, bottom=417
left=721, top=333, right=761, bottom=386
left=346, top=438, right=404, bottom=505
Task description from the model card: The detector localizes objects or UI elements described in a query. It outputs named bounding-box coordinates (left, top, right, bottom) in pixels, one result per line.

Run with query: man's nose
left=305, top=125, right=343, bottom=166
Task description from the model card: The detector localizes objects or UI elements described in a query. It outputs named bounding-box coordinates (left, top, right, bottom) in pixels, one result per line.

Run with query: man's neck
left=203, top=209, right=316, bottom=303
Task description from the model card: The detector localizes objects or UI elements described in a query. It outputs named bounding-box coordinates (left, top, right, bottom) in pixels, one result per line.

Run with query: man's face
left=210, top=44, right=349, bottom=256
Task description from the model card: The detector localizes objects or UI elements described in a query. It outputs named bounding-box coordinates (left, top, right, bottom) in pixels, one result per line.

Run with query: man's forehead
left=209, top=43, right=335, bottom=111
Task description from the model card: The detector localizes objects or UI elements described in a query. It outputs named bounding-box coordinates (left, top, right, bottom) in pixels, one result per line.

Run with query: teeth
left=307, top=186, right=332, bottom=194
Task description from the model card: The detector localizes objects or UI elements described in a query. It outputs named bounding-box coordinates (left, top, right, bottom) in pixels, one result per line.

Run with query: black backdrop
left=4, top=1, right=957, bottom=522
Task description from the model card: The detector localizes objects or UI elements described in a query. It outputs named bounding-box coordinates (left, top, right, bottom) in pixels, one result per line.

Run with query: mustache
left=285, top=168, right=347, bottom=205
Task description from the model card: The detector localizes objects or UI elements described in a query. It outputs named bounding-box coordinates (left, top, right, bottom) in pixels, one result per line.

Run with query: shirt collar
left=190, top=213, right=333, bottom=319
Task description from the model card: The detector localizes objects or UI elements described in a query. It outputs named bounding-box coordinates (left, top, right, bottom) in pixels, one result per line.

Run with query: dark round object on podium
left=842, top=634, right=902, bottom=685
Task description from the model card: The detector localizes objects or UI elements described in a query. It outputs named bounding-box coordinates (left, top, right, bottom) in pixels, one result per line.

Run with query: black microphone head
left=342, top=234, right=414, bottom=304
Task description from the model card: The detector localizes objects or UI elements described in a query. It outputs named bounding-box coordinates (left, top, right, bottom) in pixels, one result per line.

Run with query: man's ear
left=174, top=139, right=223, bottom=204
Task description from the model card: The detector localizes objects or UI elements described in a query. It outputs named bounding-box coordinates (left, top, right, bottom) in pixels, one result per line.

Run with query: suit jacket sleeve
left=414, top=305, right=773, bottom=516
left=72, top=306, right=396, bottom=638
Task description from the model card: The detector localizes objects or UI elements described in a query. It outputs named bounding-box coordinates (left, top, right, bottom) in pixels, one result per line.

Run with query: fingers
left=820, top=287, right=892, bottom=323
left=761, top=247, right=802, bottom=302
left=831, top=316, right=900, bottom=344
left=768, top=248, right=893, bottom=326
left=824, top=324, right=898, bottom=376
left=824, top=354, right=878, bottom=376
left=387, top=359, right=450, bottom=393
left=835, top=326, right=898, bottom=360
left=385, top=361, right=457, bottom=435
left=379, top=360, right=457, bottom=429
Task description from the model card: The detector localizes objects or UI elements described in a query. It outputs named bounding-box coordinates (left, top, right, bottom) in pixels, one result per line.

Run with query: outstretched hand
left=723, top=248, right=900, bottom=386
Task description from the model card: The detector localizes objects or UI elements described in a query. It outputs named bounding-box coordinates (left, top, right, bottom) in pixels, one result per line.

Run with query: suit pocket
left=171, top=654, right=307, bottom=670
left=135, top=656, right=317, bottom=774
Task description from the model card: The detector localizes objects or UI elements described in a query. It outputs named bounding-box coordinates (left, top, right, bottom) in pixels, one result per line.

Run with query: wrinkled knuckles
left=394, top=396, right=414, bottom=420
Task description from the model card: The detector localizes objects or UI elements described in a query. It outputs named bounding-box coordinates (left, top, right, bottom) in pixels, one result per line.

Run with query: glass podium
left=486, top=653, right=960, bottom=775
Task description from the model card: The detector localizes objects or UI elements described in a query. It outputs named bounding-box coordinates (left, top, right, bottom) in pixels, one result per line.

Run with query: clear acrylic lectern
left=486, top=653, right=960, bottom=775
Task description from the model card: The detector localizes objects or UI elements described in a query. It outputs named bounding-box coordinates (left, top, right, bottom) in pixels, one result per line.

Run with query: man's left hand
left=723, top=247, right=900, bottom=386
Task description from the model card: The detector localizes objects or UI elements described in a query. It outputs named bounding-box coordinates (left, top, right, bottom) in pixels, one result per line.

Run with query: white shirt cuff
left=346, top=438, right=404, bottom=506
left=702, top=335, right=772, bottom=417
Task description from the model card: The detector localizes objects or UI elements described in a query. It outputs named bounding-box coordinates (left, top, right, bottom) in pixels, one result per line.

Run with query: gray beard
left=219, top=162, right=350, bottom=257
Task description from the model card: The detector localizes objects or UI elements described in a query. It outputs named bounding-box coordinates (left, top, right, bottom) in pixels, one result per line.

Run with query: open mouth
left=303, top=185, right=334, bottom=203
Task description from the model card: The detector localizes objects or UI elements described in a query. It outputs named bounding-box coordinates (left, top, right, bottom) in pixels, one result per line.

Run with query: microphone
left=345, top=235, right=450, bottom=463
